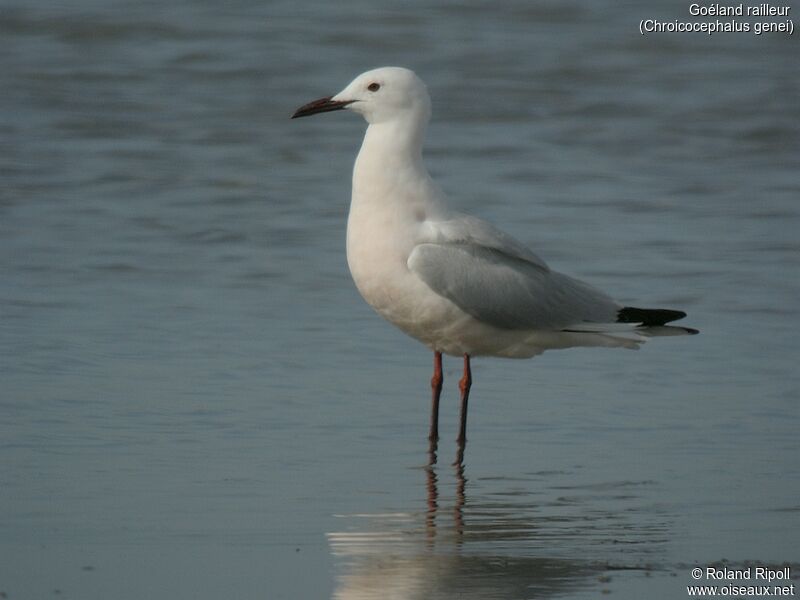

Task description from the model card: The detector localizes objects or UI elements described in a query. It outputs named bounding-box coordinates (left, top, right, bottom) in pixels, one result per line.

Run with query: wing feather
left=408, top=241, right=621, bottom=331
left=420, top=215, right=550, bottom=272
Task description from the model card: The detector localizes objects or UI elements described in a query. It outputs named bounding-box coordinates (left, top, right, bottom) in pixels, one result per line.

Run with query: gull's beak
left=291, top=96, right=354, bottom=119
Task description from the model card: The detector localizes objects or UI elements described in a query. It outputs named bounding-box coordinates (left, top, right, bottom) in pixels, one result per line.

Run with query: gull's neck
left=352, top=113, right=435, bottom=207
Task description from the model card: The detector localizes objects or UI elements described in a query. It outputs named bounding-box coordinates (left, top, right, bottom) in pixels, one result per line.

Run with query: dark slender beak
left=291, top=96, right=354, bottom=119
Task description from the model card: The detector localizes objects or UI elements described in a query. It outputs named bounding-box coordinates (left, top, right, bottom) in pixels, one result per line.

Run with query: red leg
left=429, top=351, right=443, bottom=444
left=456, top=354, right=471, bottom=445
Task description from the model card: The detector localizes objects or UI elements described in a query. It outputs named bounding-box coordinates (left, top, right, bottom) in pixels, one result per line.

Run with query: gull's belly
left=347, top=240, right=447, bottom=333
left=346, top=236, right=516, bottom=356
left=346, top=228, right=468, bottom=351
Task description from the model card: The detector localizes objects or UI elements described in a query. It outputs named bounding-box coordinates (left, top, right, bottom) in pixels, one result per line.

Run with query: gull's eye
left=367, top=82, right=380, bottom=92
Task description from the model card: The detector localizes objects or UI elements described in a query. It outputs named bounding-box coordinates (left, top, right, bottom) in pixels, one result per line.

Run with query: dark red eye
left=367, top=82, right=380, bottom=92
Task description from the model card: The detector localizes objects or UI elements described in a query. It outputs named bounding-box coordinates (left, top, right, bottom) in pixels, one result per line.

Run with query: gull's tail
left=616, top=306, right=699, bottom=336
left=557, top=305, right=698, bottom=350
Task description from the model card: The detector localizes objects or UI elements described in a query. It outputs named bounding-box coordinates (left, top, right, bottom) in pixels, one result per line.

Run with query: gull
left=292, top=67, right=697, bottom=451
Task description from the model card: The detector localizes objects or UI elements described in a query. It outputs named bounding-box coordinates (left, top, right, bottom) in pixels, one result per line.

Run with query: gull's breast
left=345, top=204, right=463, bottom=346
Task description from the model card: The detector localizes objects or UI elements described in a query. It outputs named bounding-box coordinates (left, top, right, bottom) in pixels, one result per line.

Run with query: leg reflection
left=454, top=452, right=467, bottom=540
left=424, top=444, right=468, bottom=545
left=425, top=445, right=439, bottom=542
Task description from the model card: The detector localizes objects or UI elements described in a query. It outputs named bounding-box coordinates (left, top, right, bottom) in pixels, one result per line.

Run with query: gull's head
left=292, top=67, right=431, bottom=125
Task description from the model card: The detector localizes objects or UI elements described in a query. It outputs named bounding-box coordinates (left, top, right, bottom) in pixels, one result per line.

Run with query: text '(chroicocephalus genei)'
left=292, top=67, right=697, bottom=456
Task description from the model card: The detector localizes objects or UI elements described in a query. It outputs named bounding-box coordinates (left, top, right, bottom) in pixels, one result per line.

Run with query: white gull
left=292, top=67, right=697, bottom=450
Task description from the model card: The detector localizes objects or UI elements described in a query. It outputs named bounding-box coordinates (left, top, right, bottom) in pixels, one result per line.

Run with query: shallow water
left=2, top=1, right=799, bottom=598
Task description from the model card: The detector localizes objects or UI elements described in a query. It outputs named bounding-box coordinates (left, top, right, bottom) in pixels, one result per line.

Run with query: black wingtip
left=617, top=306, right=687, bottom=327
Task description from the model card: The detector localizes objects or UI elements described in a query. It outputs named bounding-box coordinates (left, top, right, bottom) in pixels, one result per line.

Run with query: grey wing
left=407, top=242, right=622, bottom=331
left=422, top=214, right=550, bottom=271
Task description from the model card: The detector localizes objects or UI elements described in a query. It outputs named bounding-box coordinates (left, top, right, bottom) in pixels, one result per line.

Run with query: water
left=1, top=1, right=798, bottom=598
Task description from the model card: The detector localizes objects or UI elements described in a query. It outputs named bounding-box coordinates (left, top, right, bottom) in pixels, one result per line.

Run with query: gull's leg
left=429, top=351, right=443, bottom=445
left=456, top=354, right=472, bottom=445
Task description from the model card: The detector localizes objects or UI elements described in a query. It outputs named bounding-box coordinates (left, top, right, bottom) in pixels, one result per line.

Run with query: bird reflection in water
left=424, top=439, right=467, bottom=544
left=328, top=447, right=663, bottom=599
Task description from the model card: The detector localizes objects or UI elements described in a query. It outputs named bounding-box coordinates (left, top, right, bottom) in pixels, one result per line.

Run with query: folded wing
left=408, top=240, right=622, bottom=331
